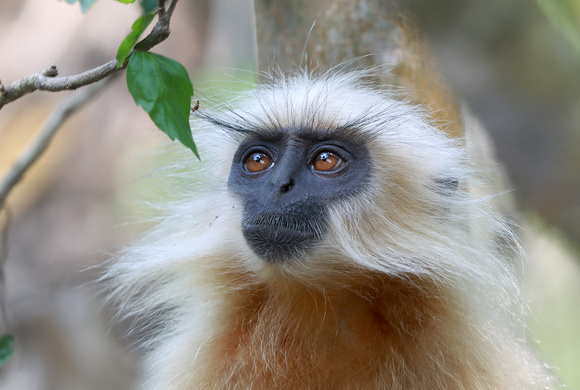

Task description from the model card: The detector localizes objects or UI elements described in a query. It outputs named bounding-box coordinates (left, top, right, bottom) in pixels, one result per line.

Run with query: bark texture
left=254, top=0, right=462, bottom=137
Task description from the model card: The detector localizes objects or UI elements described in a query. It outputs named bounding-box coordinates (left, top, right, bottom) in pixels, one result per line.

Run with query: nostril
left=280, top=178, right=295, bottom=193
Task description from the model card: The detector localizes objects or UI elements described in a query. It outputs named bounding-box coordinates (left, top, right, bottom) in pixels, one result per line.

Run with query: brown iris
left=312, top=151, right=344, bottom=172
left=245, top=152, right=273, bottom=173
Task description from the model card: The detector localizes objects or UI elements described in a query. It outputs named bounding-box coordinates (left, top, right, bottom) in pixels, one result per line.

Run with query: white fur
left=105, top=71, right=557, bottom=389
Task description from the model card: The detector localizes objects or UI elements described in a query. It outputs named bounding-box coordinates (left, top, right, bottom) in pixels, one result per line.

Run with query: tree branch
left=0, top=0, right=178, bottom=110
left=0, top=62, right=118, bottom=109
left=0, top=0, right=181, bottom=343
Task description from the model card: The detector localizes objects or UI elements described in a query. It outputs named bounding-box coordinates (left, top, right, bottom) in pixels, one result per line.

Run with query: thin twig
left=166, top=0, right=179, bottom=18
left=0, top=208, right=10, bottom=330
left=0, top=79, right=110, bottom=209
left=135, top=0, right=173, bottom=52
left=157, top=0, right=167, bottom=19
left=0, top=0, right=179, bottom=110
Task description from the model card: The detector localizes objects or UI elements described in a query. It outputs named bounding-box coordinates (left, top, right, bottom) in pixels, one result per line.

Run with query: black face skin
left=227, top=127, right=371, bottom=263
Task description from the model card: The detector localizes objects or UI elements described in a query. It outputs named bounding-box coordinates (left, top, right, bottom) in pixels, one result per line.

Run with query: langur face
left=227, top=126, right=371, bottom=262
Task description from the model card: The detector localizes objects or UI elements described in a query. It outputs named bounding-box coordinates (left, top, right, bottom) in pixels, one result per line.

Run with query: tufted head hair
left=104, top=70, right=554, bottom=390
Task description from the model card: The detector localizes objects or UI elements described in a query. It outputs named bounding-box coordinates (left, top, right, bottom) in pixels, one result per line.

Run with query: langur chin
left=106, top=70, right=557, bottom=389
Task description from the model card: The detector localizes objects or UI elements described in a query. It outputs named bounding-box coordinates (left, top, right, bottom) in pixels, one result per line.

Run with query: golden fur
left=106, top=71, right=557, bottom=389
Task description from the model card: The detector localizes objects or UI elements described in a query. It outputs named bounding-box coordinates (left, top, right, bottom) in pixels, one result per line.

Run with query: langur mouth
left=241, top=214, right=324, bottom=262
left=243, top=213, right=320, bottom=235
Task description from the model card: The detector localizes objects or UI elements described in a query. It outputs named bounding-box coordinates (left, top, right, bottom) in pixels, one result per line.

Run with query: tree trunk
left=253, top=0, right=462, bottom=137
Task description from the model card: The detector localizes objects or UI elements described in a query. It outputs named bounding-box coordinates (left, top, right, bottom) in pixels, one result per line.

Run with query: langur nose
left=280, top=178, right=295, bottom=193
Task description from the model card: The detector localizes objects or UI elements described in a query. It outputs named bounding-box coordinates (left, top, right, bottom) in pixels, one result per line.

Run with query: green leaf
left=127, top=51, right=198, bottom=157
left=116, top=0, right=136, bottom=3
left=140, top=0, right=158, bottom=13
left=116, top=13, right=156, bottom=66
left=61, top=0, right=98, bottom=13
left=0, top=334, right=14, bottom=367
left=536, top=0, right=580, bottom=53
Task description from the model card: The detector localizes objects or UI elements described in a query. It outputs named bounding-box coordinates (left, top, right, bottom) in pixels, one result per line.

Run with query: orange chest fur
left=201, top=277, right=447, bottom=389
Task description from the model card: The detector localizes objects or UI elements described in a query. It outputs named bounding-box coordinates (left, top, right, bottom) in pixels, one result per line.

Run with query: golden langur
left=106, top=71, right=557, bottom=389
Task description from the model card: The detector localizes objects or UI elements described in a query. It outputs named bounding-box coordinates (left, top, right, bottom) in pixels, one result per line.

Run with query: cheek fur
left=106, top=70, right=556, bottom=390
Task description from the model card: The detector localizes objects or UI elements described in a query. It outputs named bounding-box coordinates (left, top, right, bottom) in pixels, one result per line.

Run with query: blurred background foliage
left=536, top=0, right=580, bottom=53
left=405, top=0, right=580, bottom=246
left=0, top=0, right=578, bottom=388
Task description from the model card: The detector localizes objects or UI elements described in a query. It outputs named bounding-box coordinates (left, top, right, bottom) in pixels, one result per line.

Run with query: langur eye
left=312, top=151, right=345, bottom=172
left=245, top=152, right=273, bottom=173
